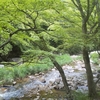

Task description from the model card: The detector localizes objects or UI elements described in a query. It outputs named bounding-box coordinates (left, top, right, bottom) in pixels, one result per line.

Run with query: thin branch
left=11, top=0, right=35, bottom=22
left=77, top=0, right=85, bottom=18
left=21, top=21, right=33, bottom=28
left=93, top=24, right=100, bottom=34
left=20, top=10, right=34, bottom=20
left=32, top=11, right=39, bottom=31
left=86, top=0, right=96, bottom=22
left=89, top=22, right=98, bottom=33
left=0, top=29, right=24, bottom=48
left=95, top=77, right=100, bottom=85
left=89, top=1, right=96, bottom=17
left=71, top=0, right=79, bottom=8
left=34, top=11, right=39, bottom=22
left=0, top=38, right=11, bottom=49
left=72, top=0, right=85, bottom=18
left=86, top=0, right=90, bottom=21
left=0, top=28, right=45, bottom=48
left=17, top=9, right=39, bottom=33
left=53, top=7, right=81, bottom=28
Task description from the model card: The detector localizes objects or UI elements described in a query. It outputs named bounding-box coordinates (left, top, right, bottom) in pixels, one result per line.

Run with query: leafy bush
left=90, top=52, right=99, bottom=65
left=3, top=67, right=15, bottom=83
left=14, top=66, right=29, bottom=79
left=56, top=54, right=72, bottom=65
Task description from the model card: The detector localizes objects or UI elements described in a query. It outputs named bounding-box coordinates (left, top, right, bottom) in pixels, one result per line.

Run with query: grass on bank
left=0, top=54, right=72, bottom=85
left=73, top=92, right=89, bottom=100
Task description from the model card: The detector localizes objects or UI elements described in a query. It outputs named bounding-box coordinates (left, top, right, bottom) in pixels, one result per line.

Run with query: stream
left=0, top=55, right=100, bottom=100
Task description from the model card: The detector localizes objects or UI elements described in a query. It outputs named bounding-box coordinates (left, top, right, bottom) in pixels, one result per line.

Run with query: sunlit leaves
left=0, top=0, right=100, bottom=58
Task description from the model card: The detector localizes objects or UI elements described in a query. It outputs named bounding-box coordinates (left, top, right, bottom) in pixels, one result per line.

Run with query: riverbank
left=0, top=55, right=100, bottom=100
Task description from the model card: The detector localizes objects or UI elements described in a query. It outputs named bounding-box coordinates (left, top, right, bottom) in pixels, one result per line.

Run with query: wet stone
left=97, top=73, right=100, bottom=78
left=0, top=87, right=7, bottom=93
left=54, top=78, right=61, bottom=84
left=39, top=78, right=46, bottom=83
left=97, top=70, right=100, bottom=73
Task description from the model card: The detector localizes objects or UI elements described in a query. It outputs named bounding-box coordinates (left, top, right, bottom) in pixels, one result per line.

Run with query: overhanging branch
left=0, top=28, right=45, bottom=48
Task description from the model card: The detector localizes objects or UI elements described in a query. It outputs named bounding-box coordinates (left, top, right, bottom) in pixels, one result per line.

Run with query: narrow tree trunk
left=50, top=56, right=73, bottom=100
left=83, top=47, right=97, bottom=97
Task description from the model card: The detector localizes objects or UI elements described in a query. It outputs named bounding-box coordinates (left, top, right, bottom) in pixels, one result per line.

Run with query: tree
left=52, top=0, right=100, bottom=98
left=70, top=0, right=100, bottom=97
left=0, top=0, right=73, bottom=99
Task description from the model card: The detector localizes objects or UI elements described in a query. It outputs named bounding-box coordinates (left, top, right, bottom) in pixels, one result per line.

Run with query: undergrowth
left=0, top=54, right=72, bottom=85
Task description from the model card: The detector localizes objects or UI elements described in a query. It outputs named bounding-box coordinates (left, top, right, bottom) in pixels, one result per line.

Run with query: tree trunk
left=50, top=56, right=73, bottom=100
left=83, top=47, right=97, bottom=97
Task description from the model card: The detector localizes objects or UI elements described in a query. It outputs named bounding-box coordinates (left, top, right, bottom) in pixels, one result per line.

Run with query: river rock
left=67, top=66, right=73, bottom=70
left=94, top=78, right=98, bottom=82
left=37, top=92, right=40, bottom=95
left=49, top=81, right=54, bottom=86
left=34, top=96, right=40, bottom=100
left=96, top=73, right=100, bottom=78
left=54, top=78, right=61, bottom=84
left=38, top=84, right=46, bottom=91
left=93, top=71, right=97, bottom=76
left=97, top=70, right=100, bottom=73
left=35, top=73, right=39, bottom=76
left=12, top=81, right=17, bottom=86
left=39, top=77, right=46, bottom=83
left=54, top=83, right=64, bottom=90
left=0, top=87, right=7, bottom=93
left=51, top=68, right=56, bottom=71
left=69, top=69, right=74, bottom=73
left=28, top=75, right=36, bottom=80
left=39, top=72, right=44, bottom=75
left=0, top=65, right=4, bottom=68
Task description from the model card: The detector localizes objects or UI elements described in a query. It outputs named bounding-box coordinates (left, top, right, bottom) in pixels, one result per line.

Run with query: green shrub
left=27, top=66, right=36, bottom=74
left=90, top=52, right=99, bottom=65
left=34, top=64, right=52, bottom=72
left=56, top=54, right=72, bottom=65
left=3, top=67, right=15, bottom=83
left=14, top=66, right=28, bottom=79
